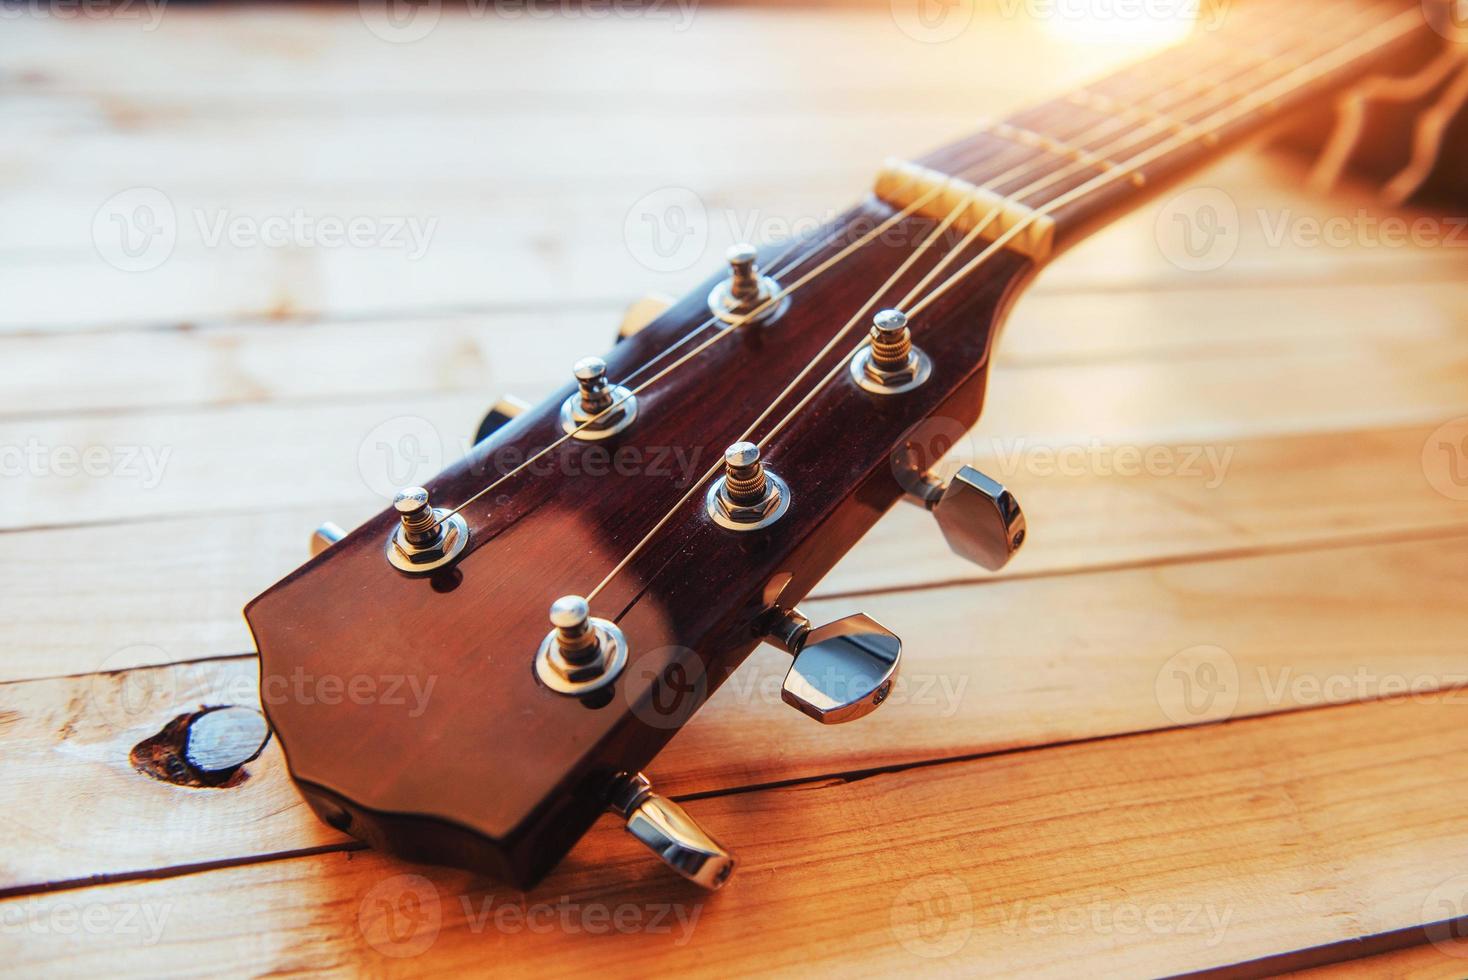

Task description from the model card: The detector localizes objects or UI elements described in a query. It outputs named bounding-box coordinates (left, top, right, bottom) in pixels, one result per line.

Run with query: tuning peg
left=914, top=465, right=1026, bottom=571
left=309, top=522, right=345, bottom=556
left=764, top=608, right=901, bottom=724
left=473, top=394, right=532, bottom=444
left=616, top=292, right=674, bottom=342
left=608, top=772, right=734, bottom=889
left=706, top=244, right=788, bottom=326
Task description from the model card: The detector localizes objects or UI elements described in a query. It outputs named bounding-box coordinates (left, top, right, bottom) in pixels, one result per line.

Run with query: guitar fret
left=1066, top=89, right=1221, bottom=149
left=989, top=120, right=1128, bottom=175
left=884, top=1, right=1424, bottom=270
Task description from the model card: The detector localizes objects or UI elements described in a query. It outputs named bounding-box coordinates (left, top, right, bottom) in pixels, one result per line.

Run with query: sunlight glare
left=1039, top=0, right=1203, bottom=47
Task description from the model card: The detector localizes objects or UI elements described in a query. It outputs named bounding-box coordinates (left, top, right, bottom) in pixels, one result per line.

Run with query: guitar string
left=432, top=0, right=1334, bottom=532
left=929, top=0, right=1329, bottom=182
left=900, top=0, right=1401, bottom=312
left=749, top=1, right=1426, bottom=470
left=757, top=1, right=1424, bottom=451
left=881, top=0, right=1372, bottom=314
left=429, top=184, right=956, bottom=528
left=770, top=0, right=1379, bottom=428
left=585, top=0, right=1423, bottom=608
left=908, top=4, right=1426, bottom=317
left=584, top=1, right=1393, bottom=605
left=578, top=0, right=1379, bottom=605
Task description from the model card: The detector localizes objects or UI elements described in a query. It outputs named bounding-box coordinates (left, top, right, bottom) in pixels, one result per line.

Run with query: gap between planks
left=5, top=684, right=1466, bottom=904
left=5, top=531, right=1468, bottom=896
left=4, top=696, right=1467, bottom=977
left=3, top=418, right=1465, bottom=683
left=7, top=517, right=1468, bottom=688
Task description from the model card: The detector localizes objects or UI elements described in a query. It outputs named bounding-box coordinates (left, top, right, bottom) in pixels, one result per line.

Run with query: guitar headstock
left=246, top=195, right=1036, bottom=889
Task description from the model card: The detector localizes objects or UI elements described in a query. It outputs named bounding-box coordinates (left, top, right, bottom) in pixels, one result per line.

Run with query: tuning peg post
left=559, top=357, right=638, bottom=440
left=706, top=243, right=788, bottom=326
left=385, top=486, right=470, bottom=574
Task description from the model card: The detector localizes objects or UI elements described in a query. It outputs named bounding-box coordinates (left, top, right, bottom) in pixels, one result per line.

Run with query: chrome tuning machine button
left=763, top=607, right=902, bottom=724
left=914, top=465, right=1026, bottom=571
left=616, top=292, right=673, bottom=342
left=609, top=772, right=735, bottom=890
left=309, top=521, right=346, bottom=556
left=473, top=394, right=531, bottom=444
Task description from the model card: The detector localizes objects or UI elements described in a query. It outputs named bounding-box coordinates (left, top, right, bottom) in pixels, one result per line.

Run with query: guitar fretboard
left=873, top=0, right=1428, bottom=262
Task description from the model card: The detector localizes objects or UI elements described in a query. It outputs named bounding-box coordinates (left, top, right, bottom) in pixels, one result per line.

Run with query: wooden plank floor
left=3, top=4, right=1467, bottom=977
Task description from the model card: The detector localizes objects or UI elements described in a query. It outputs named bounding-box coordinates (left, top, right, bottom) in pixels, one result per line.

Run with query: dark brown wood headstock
left=247, top=200, right=1035, bottom=889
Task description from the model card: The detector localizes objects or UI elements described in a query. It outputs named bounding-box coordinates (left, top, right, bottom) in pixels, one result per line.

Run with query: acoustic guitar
left=245, top=0, right=1468, bottom=891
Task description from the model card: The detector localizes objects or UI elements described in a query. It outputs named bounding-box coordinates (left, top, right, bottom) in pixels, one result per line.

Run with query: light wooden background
left=3, top=2, right=1468, bottom=977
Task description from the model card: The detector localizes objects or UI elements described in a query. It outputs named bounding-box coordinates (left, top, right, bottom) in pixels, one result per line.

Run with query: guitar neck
left=876, top=0, right=1432, bottom=263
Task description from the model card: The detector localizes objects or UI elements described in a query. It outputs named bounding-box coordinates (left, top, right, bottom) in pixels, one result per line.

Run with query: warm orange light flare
left=1036, top=0, right=1205, bottom=47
